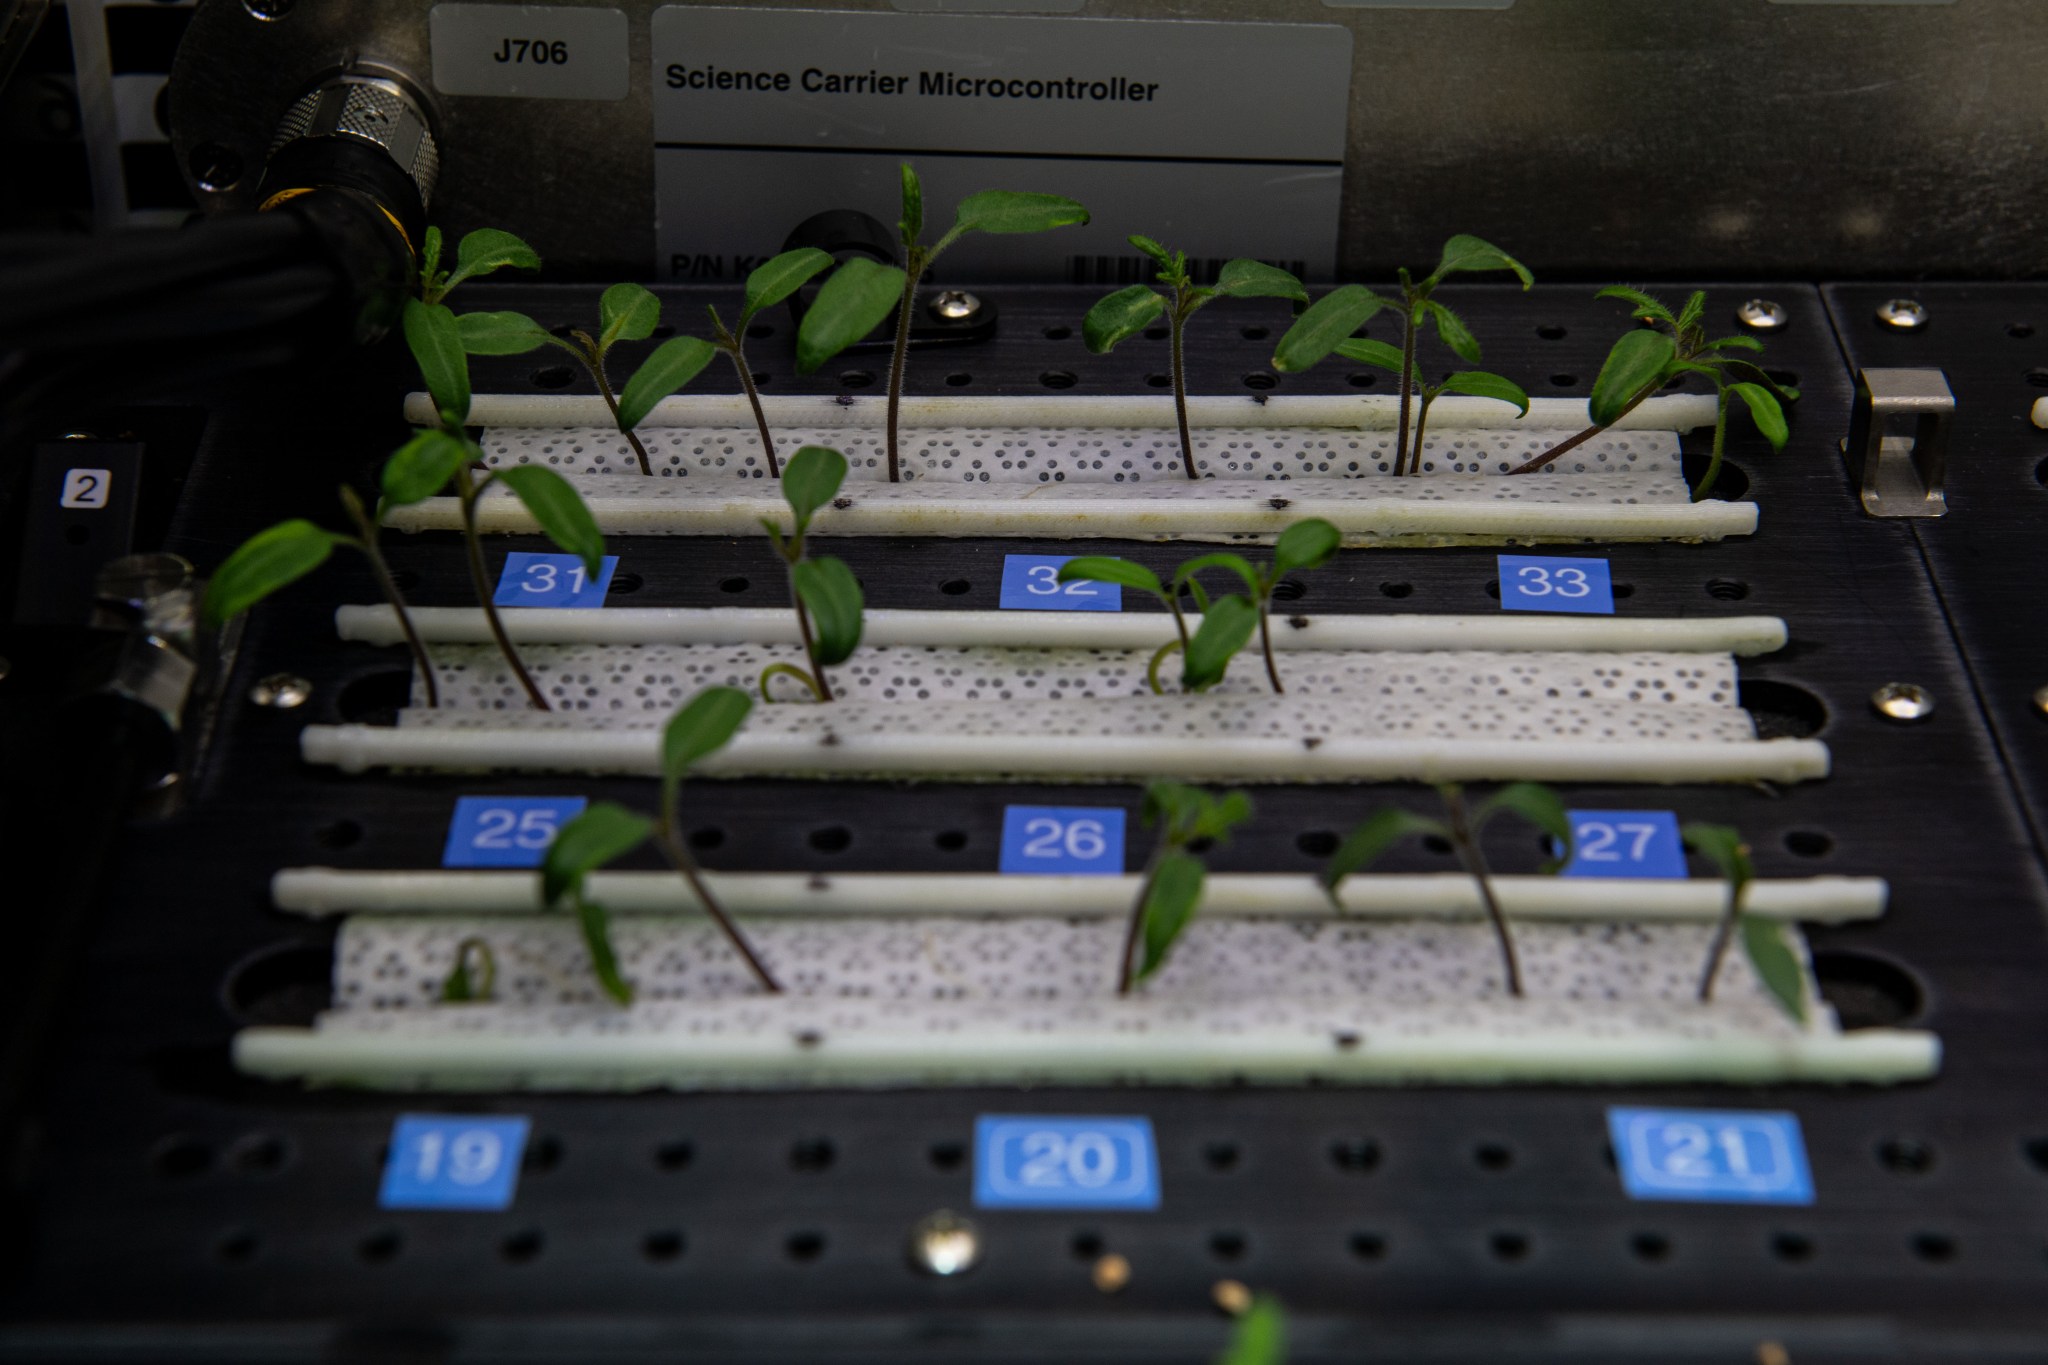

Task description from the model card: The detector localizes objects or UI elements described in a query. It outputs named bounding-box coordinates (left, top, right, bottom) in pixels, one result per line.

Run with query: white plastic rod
left=270, top=867, right=1889, bottom=924
left=233, top=1022, right=1939, bottom=1089
left=336, top=605, right=1791, bottom=656
left=408, top=391, right=1719, bottom=433
left=384, top=484, right=1758, bottom=543
left=301, top=723, right=1830, bottom=784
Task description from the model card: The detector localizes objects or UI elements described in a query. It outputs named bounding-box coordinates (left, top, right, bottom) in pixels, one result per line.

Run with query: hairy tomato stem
left=455, top=465, right=549, bottom=710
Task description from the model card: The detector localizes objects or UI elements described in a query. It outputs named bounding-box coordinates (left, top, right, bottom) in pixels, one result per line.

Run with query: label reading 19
left=974, top=1115, right=1160, bottom=1210
left=443, top=795, right=587, bottom=868
left=1608, top=1107, right=1815, bottom=1205
left=493, top=551, right=618, bottom=608
left=1497, top=554, right=1615, bottom=615
left=999, top=805, right=1126, bottom=875
left=379, top=1114, right=530, bottom=1210
left=1562, top=809, right=1686, bottom=879
left=999, top=555, right=1121, bottom=612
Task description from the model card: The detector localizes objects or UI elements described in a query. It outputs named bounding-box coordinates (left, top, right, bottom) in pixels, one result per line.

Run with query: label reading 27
left=1561, top=809, right=1687, bottom=879
left=493, top=551, right=618, bottom=608
left=999, top=555, right=1120, bottom=611
left=1497, top=554, right=1614, bottom=614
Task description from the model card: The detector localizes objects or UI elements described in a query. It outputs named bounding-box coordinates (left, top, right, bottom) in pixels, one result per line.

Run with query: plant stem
left=1117, top=850, right=1163, bottom=996
left=658, top=788, right=781, bottom=994
left=454, top=465, right=550, bottom=710
left=1409, top=388, right=1437, bottom=479
left=783, top=547, right=834, bottom=702
left=576, top=333, right=653, bottom=476
left=1693, top=389, right=1730, bottom=503
left=885, top=252, right=925, bottom=484
left=1257, top=599, right=1284, bottom=694
left=1171, top=292, right=1197, bottom=480
left=1440, top=785, right=1522, bottom=998
left=1504, top=378, right=1658, bottom=476
left=1696, top=877, right=1744, bottom=1003
left=714, top=308, right=781, bottom=478
left=342, top=501, right=440, bottom=708
left=1394, top=303, right=1419, bottom=476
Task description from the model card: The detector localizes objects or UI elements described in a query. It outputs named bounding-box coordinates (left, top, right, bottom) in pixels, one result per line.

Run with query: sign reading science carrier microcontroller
left=649, top=8, right=1350, bottom=285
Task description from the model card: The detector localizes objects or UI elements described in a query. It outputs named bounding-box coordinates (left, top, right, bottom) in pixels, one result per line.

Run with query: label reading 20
left=974, top=1115, right=1161, bottom=1210
left=1497, top=554, right=1615, bottom=615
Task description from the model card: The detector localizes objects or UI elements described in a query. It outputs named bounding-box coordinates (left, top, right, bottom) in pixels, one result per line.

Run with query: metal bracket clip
left=1844, top=367, right=1951, bottom=518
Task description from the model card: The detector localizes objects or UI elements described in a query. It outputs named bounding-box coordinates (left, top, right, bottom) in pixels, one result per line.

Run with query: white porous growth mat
left=387, top=393, right=1755, bottom=544
left=234, top=873, right=1937, bottom=1090
left=302, top=609, right=1827, bottom=785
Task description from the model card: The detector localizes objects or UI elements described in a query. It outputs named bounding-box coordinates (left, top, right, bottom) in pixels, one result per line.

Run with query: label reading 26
left=494, top=38, right=570, bottom=64
left=999, top=805, right=1126, bottom=875
left=999, top=555, right=1121, bottom=612
left=1497, top=554, right=1615, bottom=615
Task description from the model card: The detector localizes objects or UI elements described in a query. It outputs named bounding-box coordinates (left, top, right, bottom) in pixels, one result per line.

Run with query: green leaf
left=618, top=335, right=716, bottom=431
left=1727, top=382, right=1791, bottom=449
left=1675, top=290, right=1707, bottom=333
left=541, top=801, right=653, bottom=908
left=1213, top=259, right=1308, bottom=304
left=1129, top=234, right=1174, bottom=269
left=744, top=247, right=834, bottom=316
left=899, top=161, right=923, bottom=243
left=598, top=282, right=660, bottom=351
left=1473, top=782, right=1573, bottom=862
left=495, top=465, right=605, bottom=578
left=1705, top=333, right=1765, bottom=354
left=1594, top=285, right=1675, bottom=326
left=796, top=257, right=907, bottom=374
left=780, top=444, right=848, bottom=533
left=1424, top=300, right=1483, bottom=363
left=1589, top=329, right=1678, bottom=426
left=1183, top=594, right=1259, bottom=692
left=1142, top=781, right=1208, bottom=839
left=1135, top=851, right=1206, bottom=984
left=1083, top=285, right=1166, bottom=355
left=1272, top=285, right=1389, bottom=373
left=662, top=685, right=752, bottom=788
left=443, top=227, right=541, bottom=293
left=381, top=427, right=470, bottom=507
left=1429, top=233, right=1533, bottom=288
left=1681, top=822, right=1753, bottom=893
left=1215, top=1295, right=1288, bottom=1365
left=1332, top=337, right=1409, bottom=375
left=1321, top=808, right=1444, bottom=902
left=1438, top=370, right=1531, bottom=415
left=576, top=894, right=634, bottom=1005
left=793, top=555, right=865, bottom=666
left=1715, top=359, right=1800, bottom=404
left=1175, top=552, right=1262, bottom=602
left=1272, top=518, right=1341, bottom=578
left=1057, top=555, right=1165, bottom=599
left=404, top=297, right=470, bottom=426
left=439, top=938, right=495, bottom=1004
left=457, top=309, right=556, bottom=356
left=949, top=190, right=1090, bottom=238
left=1193, top=789, right=1254, bottom=845
left=200, top=519, right=339, bottom=626
left=420, top=226, right=443, bottom=289
left=1740, top=914, right=1809, bottom=1025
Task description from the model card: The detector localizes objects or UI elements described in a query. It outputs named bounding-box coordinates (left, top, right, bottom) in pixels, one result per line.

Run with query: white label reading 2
left=59, top=468, right=111, bottom=509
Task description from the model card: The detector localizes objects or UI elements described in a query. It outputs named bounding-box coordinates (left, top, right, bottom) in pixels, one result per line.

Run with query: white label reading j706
left=431, top=5, right=628, bottom=101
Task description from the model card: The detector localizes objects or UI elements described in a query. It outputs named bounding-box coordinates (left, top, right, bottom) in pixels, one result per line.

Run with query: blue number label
left=442, top=795, right=588, bottom=868
left=379, top=1114, right=530, bottom=1210
left=1562, top=809, right=1686, bottom=879
left=1608, top=1107, right=1814, bottom=1205
left=999, top=805, right=1126, bottom=875
left=493, top=551, right=618, bottom=608
left=999, top=555, right=1121, bottom=612
left=1497, top=554, right=1614, bottom=614
left=974, top=1115, right=1160, bottom=1209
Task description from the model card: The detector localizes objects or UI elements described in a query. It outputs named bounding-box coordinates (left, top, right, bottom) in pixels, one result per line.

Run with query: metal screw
left=2031, top=685, right=2048, bottom=717
left=61, top=431, right=97, bottom=441
left=241, top=0, right=295, bottom=19
left=1736, top=299, right=1787, bottom=331
left=1870, top=681, right=1935, bottom=722
left=906, top=1210, right=980, bottom=1277
left=0, top=655, right=10, bottom=683
left=1212, top=1279, right=1253, bottom=1316
left=1876, top=298, right=1928, bottom=331
left=929, top=289, right=982, bottom=323
left=1091, top=1252, right=1131, bottom=1293
left=249, top=673, right=313, bottom=709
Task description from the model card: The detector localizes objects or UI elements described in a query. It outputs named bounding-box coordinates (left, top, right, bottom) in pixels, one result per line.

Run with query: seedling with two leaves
left=796, top=163, right=1089, bottom=481
left=1685, top=822, right=1807, bottom=1024
left=1083, top=238, right=1307, bottom=479
left=1321, top=782, right=1572, bottom=999
left=1507, top=287, right=1796, bottom=499
left=1118, top=782, right=1254, bottom=996
left=519, top=686, right=782, bottom=1005
left=1057, top=518, right=1341, bottom=695
left=1274, top=235, right=1534, bottom=476
left=760, top=445, right=864, bottom=702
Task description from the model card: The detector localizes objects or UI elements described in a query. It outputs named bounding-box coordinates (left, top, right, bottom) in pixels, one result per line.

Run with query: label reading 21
left=999, top=555, right=1121, bottom=612
left=493, top=551, right=618, bottom=608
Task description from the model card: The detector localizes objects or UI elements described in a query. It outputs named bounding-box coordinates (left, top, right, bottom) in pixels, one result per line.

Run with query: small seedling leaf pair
left=1121, top=782, right=1254, bottom=992
left=760, top=445, right=864, bottom=700
left=1214, top=1296, right=1287, bottom=1365
left=534, top=687, right=776, bottom=1003
left=419, top=225, right=540, bottom=307
left=1684, top=822, right=1807, bottom=1024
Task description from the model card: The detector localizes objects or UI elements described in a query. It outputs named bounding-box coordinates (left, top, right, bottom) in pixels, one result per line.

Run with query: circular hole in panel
left=1770, top=1231, right=1814, bottom=1263
left=1346, top=372, right=1378, bottom=388
left=388, top=569, right=421, bottom=591
left=1489, top=1231, right=1530, bottom=1263
left=1483, top=580, right=1500, bottom=600
left=152, top=1135, right=213, bottom=1180
left=789, top=1138, right=835, bottom=1171
left=1474, top=1142, right=1514, bottom=1172
left=1877, top=1138, right=1934, bottom=1174
left=1421, top=834, right=1454, bottom=856
left=928, top=1141, right=966, bottom=1171
left=1811, top=950, right=1925, bottom=1028
left=1270, top=578, right=1307, bottom=603
left=1549, top=374, right=1579, bottom=388
left=1705, top=578, right=1750, bottom=601
left=187, top=142, right=244, bottom=192
left=1329, top=1138, right=1381, bottom=1173
left=229, top=1133, right=289, bottom=1175
left=1070, top=1230, right=1104, bottom=1260
left=1041, top=370, right=1078, bottom=390
left=523, top=1135, right=563, bottom=1173
left=2008, top=323, right=2035, bottom=339
left=215, top=1229, right=259, bottom=1264
left=939, top=578, right=972, bottom=596
left=747, top=323, right=774, bottom=340
left=531, top=365, right=575, bottom=390
left=1242, top=372, right=1278, bottom=391
left=1209, top=1231, right=1247, bottom=1261
left=1682, top=452, right=1750, bottom=500
left=1348, top=1231, right=1387, bottom=1261
left=1296, top=830, right=1338, bottom=857
left=785, top=1231, right=826, bottom=1262
left=1767, top=370, right=1799, bottom=388
left=608, top=572, right=642, bottom=595
left=655, top=1139, right=694, bottom=1171
left=1204, top=1141, right=1241, bottom=1172
left=2022, top=367, right=2048, bottom=388
left=316, top=819, right=363, bottom=849
left=643, top=1230, right=685, bottom=1263
left=807, top=826, right=852, bottom=854
left=220, top=940, right=332, bottom=1026
left=1379, top=581, right=1412, bottom=599
left=1043, top=325, right=1071, bottom=341
left=1911, top=1232, right=1956, bottom=1263
left=1784, top=829, right=1834, bottom=858
left=1611, top=583, right=1635, bottom=600
left=1143, top=326, right=1168, bottom=341
left=840, top=370, right=874, bottom=389
left=934, top=830, right=968, bottom=852
left=64, top=525, right=89, bottom=547
left=719, top=576, right=750, bottom=594
left=2023, top=1138, right=2048, bottom=1172
left=337, top=669, right=412, bottom=724
left=1145, top=373, right=1171, bottom=389
left=1536, top=324, right=1567, bottom=340
left=945, top=372, right=972, bottom=388
left=500, top=1229, right=544, bottom=1264
left=358, top=1229, right=402, bottom=1265
left=687, top=826, right=724, bottom=851
left=1241, top=326, right=1270, bottom=341
left=1630, top=1231, right=1671, bottom=1263
left=1738, top=679, right=1827, bottom=739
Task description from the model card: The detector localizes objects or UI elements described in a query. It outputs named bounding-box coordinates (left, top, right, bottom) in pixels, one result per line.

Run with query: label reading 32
left=999, top=555, right=1121, bottom=612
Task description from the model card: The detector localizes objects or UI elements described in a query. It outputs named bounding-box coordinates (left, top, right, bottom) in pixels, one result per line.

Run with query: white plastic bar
left=301, top=723, right=1830, bottom=784
left=234, top=1021, right=1939, bottom=1089
left=407, top=391, right=1719, bottom=433
left=336, top=605, right=1791, bottom=656
left=270, top=868, right=1889, bottom=924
